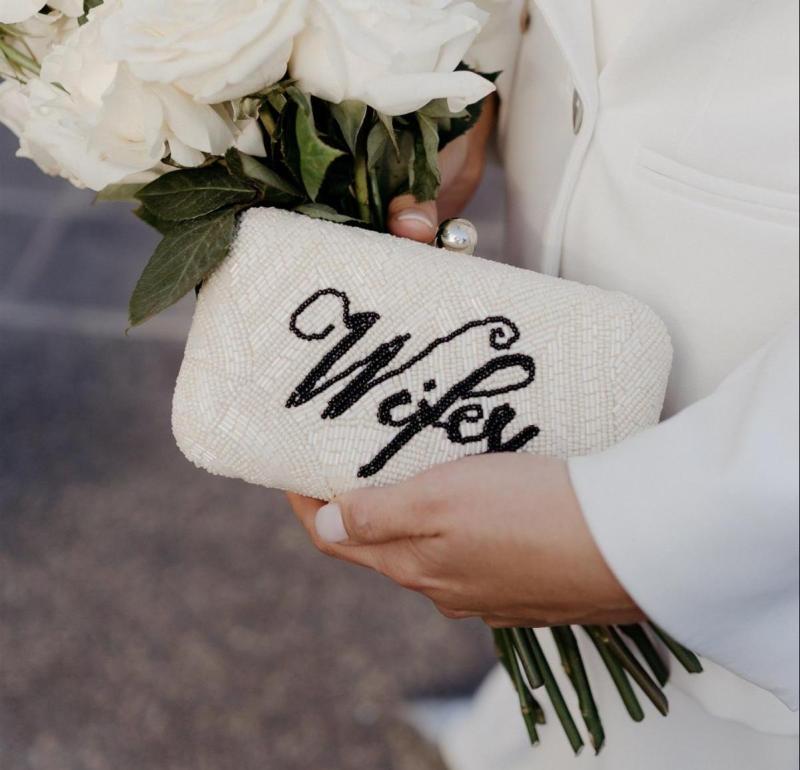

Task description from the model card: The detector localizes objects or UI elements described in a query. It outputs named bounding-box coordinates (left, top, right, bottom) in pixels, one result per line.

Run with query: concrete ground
left=0, top=127, right=502, bottom=770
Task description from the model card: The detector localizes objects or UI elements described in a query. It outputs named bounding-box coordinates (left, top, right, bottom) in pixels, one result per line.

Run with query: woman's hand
left=387, top=94, right=498, bottom=244
left=287, top=454, right=643, bottom=628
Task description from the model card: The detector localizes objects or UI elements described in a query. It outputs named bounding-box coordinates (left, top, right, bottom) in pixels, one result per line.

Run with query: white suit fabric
left=441, top=0, right=800, bottom=767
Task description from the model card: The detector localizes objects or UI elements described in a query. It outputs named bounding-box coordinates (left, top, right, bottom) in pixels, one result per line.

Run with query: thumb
left=315, top=483, right=436, bottom=546
left=388, top=194, right=439, bottom=243
left=387, top=133, right=470, bottom=242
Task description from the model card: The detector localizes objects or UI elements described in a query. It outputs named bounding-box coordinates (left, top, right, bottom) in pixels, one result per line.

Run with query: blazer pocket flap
left=637, top=148, right=799, bottom=227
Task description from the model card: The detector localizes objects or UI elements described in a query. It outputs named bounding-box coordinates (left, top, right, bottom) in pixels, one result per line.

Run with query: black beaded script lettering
left=287, top=289, right=541, bottom=478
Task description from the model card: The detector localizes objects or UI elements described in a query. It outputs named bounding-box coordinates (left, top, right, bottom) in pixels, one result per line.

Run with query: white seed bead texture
left=172, top=208, right=673, bottom=501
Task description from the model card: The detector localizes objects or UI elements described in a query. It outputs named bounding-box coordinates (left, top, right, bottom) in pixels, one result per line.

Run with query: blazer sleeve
left=568, top=320, right=800, bottom=711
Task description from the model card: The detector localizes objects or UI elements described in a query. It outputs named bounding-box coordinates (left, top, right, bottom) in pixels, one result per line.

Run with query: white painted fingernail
left=315, top=503, right=348, bottom=544
left=394, top=210, right=436, bottom=230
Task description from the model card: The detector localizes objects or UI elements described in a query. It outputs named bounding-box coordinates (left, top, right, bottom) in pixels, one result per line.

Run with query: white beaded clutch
left=172, top=208, right=672, bottom=500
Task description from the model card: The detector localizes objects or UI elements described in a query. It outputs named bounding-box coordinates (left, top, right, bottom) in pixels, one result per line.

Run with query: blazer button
left=572, top=89, right=584, bottom=135
left=520, top=7, right=531, bottom=32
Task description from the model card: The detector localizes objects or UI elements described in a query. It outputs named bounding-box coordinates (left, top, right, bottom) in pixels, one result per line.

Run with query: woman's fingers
left=289, top=453, right=641, bottom=629
left=289, top=492, right=380, bottom=570
left=435, top=132, right=481, bottom=221
left=388, top=195, right=439, bottom=242
left=388, top=140, right=474, bottom=240
left=435, top=605, right=477, bottom=621
left=387, top=134, right=470, bottom=242
left=388, top=95, right=496, bottom=243
left=482, top=616, right=546, bottom=629
left=286, top=493, right=325, bottom=538
left=288, top=484, right=440, bottom=589
left=315, top=481, right=440, bottom=546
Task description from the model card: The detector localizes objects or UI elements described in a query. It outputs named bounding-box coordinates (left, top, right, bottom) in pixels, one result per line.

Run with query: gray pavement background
left=0, top=127, right=503, bottom=770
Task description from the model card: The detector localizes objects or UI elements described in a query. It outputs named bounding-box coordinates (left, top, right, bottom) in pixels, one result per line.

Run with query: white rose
left=0, top=2, right=80, bottom=80
left=0, top=79, right=65, bottom=178
left=101, top=0, right=308, bottom=104
left=0, top=0, right=82, bottom=24
left=13, top=4, right=239, bottom=190
left=0, top=79, right=27, bottom=137
left=290, top=0, right=496, bottom=116
left=234, top=116, right=267, bottom=157
left=0, top=10, right=79, bottom=78
left=464, top=0, right=523, bottom=75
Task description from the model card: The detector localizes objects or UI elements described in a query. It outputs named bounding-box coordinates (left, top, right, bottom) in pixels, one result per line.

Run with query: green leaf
left=0, top=38, right=39, bottom=75
left=364, top=122, right=419, bottom=230
left=259, top=82, right=291, bottom=141
left=95, top=182, right=146, bottom=203
left=260, top=107, right=279, bottom=142
left=133, top=205, right=179, bottom=236
left=277, top=104, right=303, bottom=185
left=295, top=203, right=364, bottom=225
left=285, top=85, right=312, bottom=113
left=232, top=96, right=264, bottom=121
left=80, top=0, right=103, bottom=24
left=136, top=165, right=256, bottom=222
left=368, top=167, right=385, bottom=231
left=289, top=90, right=345, bottom=201
left=330, top=100, right=368, bottom=155
left=420, top=98, right=472, bottom=144
left=377, top=112, right=400, bottom=157
left=128, top=207, right=238, bottom=327
left=437, top=82, right=497, bottom=150
left=410, top=113, right=441, bottom=202
left=368, top=124, right=414, bottom=212
left=418, top=113, right=440, bottom=165
left=420, top=99, right=469, bottom=120
left=267, top=90, right=288, bottom=114
left=224, top=149, right=302, bottom=206
left=366, top=122, right=388, bottom=172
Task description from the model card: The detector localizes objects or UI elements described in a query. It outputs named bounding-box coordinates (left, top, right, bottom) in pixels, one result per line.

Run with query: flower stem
left=600, top=626, right=670, bottom=716
left=525, top=629, right=585, bottom=755
left=649, top=623, right=704, bottom=674
left=511, top=628, right=544, bottom=689
left=494, top=629, right=542, bottom=744
left=620, top=624, right=670, bottom=686
left=0, top=38, right=40, bottom=76
left=585, top=627, right=645, bottom=722
left=354, top=129, right=372, bottom=226
left=552, top=626, right=606, bottom=753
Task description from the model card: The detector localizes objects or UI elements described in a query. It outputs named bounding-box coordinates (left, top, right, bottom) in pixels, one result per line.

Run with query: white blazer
left=487, top=0, right=799, bottom=722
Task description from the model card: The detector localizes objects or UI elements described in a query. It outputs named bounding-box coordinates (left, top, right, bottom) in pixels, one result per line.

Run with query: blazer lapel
left=533, top=0, right=598, bottom=106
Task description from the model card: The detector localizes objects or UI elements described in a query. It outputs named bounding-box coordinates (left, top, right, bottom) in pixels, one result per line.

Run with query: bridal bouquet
left=0, top=0, right=701, bottom=756
left=0, top=0, right=505, bottom=323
